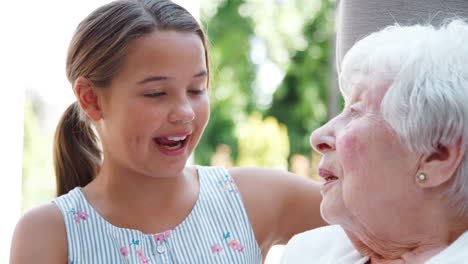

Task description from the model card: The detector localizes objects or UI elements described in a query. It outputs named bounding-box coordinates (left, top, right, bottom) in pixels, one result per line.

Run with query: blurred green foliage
left=196, top=0, right=257, bottom=165
left=266, top=0, right=335, bottom=158
left=22, top=97, right=54, bottom=212
left=197, top=0, right=336, bottom=167
left=237, top=113, right=290, bottom=169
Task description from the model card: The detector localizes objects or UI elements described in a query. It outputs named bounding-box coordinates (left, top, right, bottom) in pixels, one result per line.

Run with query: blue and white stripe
left=54, top=166, right=262, bottom=263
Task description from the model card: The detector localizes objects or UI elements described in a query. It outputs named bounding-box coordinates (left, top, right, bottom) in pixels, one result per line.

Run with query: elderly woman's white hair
left=340, top=19, right=468, bottom=217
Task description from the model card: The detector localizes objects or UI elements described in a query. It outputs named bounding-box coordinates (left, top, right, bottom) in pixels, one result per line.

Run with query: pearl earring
left=417, top=173, right=427, bottom=183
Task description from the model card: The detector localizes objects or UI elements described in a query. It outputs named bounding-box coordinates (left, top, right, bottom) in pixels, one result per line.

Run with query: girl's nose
left=168, top=99, right=195, bottom=124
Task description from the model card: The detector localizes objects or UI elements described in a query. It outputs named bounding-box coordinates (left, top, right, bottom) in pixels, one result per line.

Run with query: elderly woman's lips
left=323, top=176, right=338, bottom=185
left=319, top=169, right=338, bottom=179
left=318, top=168, right=339, bottom=187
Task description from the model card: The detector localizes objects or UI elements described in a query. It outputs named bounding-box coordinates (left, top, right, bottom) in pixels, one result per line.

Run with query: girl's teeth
left=162, top=141, right=182, bottom=150
left=167, top=136, right=187, bottom=141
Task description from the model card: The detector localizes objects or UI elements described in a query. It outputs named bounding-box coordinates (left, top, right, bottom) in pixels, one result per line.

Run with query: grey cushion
left=336, top=0, right=468, bottom=68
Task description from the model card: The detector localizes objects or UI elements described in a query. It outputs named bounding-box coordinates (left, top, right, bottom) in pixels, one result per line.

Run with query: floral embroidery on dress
left=224, top=232, right=244, bottom=252
left=120, top=246, right=130, bottom=259
left=211, top=243, right=224, bottom=256
left=153, top=230, right=172, bottom=243
left=228, top=239, right=244, bottom=252
left=212, top=232, right=245, bottom=257
left=130, top=239, right=140, bottom=246
left=218, top=174, right=239, bottom=193
left=136, top=249, right=150, bottom=264
left=120, top=239, right=151, bottom=263
left=69, top=208, right=90, bottom=223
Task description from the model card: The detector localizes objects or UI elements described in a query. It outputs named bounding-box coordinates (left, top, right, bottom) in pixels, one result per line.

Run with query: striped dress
left=54, top=166, right=262, bottom=264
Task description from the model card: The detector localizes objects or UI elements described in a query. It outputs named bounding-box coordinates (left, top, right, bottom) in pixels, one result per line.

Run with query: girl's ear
left=74, top=77, right=103, bottom=121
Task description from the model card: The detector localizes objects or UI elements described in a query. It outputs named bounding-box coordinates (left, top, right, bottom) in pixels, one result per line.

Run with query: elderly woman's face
left=310, top=75, right=422, bottom=231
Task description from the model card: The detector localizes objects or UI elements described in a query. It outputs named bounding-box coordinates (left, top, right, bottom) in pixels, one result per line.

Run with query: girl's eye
left=144, top=92, right=166, bottom=98
left=189, top=90, right=206, bottom=95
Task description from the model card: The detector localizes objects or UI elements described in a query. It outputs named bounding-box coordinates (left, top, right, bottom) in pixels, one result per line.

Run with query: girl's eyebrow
left=137, top=70, right=207, bottom=85
left=193, top=70, right=207, bottom=78
left=137, top=75, right=168, bottom=84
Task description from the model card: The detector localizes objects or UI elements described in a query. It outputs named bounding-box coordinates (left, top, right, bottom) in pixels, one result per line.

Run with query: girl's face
left=96, top=30, right=209, bottom=178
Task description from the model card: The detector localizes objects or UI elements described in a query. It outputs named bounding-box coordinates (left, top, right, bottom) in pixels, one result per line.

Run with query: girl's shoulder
left=226, top=167, right=325, bottom=250
left=10, top=202, right=67, bottom=263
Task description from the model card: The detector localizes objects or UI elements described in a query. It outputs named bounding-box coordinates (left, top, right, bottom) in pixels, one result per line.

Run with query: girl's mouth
left=154, top=135, right=190, bottom=155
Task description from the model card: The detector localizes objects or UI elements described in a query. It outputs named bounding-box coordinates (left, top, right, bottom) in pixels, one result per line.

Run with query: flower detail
left=228, top=239, right=244, bottom=252
left=120, top=247, right=129, bottom=257
left=218, top=174, right=239, bottom=193
left=211, top=243, right=224, bottom=256
left=224, top=232, right=244, bottom=253
left=73, top=215, right=81, bottom=223
left=136, top=249, right=150, bottom=263
left=153, top=230, right=172, bottom=243
left=78, top=211, right=90, bottom=220
left=69, top=208, right=90, bottom=223
left=121, top=239, right=153, bottom=263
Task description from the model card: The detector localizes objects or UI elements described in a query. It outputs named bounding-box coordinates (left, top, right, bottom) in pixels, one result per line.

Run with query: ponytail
left=53, top=102, right=101, bottom=196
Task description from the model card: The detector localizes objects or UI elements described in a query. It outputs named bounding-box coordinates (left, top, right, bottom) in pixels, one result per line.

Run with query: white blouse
left=282, top=225, right=468, bottom=264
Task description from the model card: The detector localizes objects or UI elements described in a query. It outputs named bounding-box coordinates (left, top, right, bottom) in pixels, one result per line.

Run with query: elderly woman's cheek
left=337, top=132, right=368, bottom=171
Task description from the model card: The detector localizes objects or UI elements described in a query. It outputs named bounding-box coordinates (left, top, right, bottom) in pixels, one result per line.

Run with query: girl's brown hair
left=54, top=0, right=209, bottom=196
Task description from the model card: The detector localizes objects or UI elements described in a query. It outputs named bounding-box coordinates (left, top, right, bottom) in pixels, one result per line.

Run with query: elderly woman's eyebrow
left=342, top=80, right=366, bottom=103
left=343, top=91, right=363, bottom=107
left=343, top=97, right=353, bottom=108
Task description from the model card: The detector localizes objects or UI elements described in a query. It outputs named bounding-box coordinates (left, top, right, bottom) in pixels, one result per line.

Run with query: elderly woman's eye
left=348, top=106, right=361, bottom=118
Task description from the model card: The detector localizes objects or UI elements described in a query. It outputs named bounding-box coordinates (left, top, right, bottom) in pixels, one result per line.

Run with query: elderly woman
left=282, top=20, right=468, bottom=263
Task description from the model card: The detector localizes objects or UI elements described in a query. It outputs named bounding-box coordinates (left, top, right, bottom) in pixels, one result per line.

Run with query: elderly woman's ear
left=417, top=143, right=464, bottom=188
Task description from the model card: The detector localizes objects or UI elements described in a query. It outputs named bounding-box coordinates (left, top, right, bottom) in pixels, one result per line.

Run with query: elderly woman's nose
left=310, top=124, right=335, bottom=153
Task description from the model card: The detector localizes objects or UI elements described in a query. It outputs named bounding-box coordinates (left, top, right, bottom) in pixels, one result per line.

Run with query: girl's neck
left=82, top=164, right=200, bottom=233
left=95, top=167, right=186, bottom=196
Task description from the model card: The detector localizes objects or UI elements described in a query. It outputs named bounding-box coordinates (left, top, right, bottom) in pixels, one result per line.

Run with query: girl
left=10, top=0, right=324, bottom=263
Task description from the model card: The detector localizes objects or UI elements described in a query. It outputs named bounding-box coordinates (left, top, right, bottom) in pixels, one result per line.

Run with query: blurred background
left=2, top=0, right=339, bottom=262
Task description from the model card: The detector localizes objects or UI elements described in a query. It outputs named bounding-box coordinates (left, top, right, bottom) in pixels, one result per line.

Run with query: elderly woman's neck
left=343, top=214, right=468, bottom=264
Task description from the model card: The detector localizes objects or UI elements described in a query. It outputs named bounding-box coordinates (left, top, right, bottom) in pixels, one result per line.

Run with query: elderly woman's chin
left=319, top=182, right=347, bottom=224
